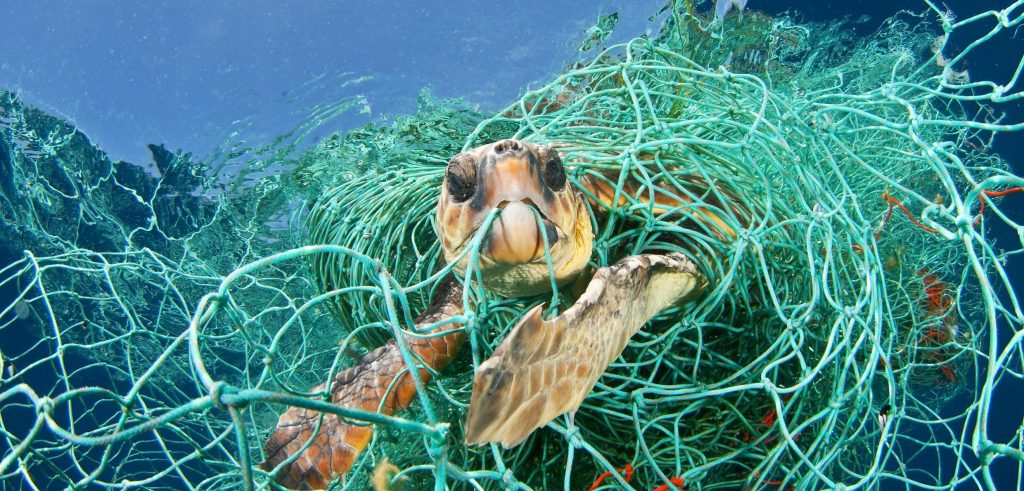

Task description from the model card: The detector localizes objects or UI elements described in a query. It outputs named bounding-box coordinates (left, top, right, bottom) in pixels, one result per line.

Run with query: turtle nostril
left=543, top=220, right=558, bottom=248
left=494, top=140, right=524, bottom=155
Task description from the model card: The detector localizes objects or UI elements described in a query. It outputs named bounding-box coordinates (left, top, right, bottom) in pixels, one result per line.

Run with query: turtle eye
left=542, top=152, right=566, bottom=191
left=446, top=154, right=477, bottom=203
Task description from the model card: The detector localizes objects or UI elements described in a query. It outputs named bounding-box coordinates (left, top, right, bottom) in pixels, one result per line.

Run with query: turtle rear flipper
left=464, top=253, right=706, bottom=447
left=261, top=276, right=464, bottom=490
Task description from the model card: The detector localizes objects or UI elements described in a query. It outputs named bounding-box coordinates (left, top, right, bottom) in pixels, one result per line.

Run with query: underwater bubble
left=14, top=300, right=30, bottom=320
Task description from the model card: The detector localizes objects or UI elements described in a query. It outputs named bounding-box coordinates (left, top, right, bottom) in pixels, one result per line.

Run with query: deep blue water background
left=0, top=1, right=1021, bottom=489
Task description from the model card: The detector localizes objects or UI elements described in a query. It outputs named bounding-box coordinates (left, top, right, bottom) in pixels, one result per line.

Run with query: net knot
left=210, top=381, right=230, bottom=411
left=462, top=312, right=478, bottom=335
left=735, top=228, right=758, bottom=248
left=37, top=396, right=53, bottom=416
left=654, top=122, right=672, bottom=137
left=566, top=425, right=583, bottom=448
left=954, top=215, right=972, bottom=231
left=425, top=439, right=444, bottom=460
left=632, top=391, right=648, bottom=408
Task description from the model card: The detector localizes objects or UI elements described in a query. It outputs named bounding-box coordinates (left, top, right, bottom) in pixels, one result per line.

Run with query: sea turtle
left=261, top=139, right=735, bottom=489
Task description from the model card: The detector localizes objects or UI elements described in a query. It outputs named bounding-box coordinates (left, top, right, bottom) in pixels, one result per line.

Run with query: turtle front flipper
left=464, top=253, right=706, bottom=447
left=261, top=275, right=464, bottom=490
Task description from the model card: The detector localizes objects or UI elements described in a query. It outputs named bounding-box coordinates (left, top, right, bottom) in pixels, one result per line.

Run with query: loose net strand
left=1, top=2, right=1023, bottom=490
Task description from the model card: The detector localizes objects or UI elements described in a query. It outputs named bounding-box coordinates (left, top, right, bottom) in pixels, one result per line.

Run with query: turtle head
left=436, top=139, right=593, bottom=297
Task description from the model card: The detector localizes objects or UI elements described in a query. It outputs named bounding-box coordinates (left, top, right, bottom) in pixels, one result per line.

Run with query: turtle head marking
left=436, top=139, right=593, bottom=297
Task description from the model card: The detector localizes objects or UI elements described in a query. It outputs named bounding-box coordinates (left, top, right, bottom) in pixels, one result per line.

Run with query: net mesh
left=1, top=2, right=1023, bottom=490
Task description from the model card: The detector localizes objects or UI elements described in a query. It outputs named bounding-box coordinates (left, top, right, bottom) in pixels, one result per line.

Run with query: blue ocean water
left=1, top=1, right=656, bottom=167
left=3, top=1, right=1020, bottom=165
left=0, top=1, right=1021, bottom=489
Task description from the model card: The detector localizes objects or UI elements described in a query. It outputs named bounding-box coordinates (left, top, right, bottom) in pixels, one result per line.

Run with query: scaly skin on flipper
left=261, top=276, right=464, bottom=489
left=464, top=253, right=706, bottom=446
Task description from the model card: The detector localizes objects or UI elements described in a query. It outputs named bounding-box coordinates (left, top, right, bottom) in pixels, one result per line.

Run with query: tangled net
left=2, top=2, right=1023, bottom=490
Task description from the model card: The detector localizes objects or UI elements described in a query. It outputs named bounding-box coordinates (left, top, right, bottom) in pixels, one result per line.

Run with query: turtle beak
left=485, top=201, right=559, bottom=264
left=473, top=140, right=563, bottom=265
left=436, top=139, right=593, bottom=297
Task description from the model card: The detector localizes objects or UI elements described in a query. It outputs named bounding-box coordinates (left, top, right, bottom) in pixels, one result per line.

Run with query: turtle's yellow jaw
left=436, top=140, right=593, bottom=298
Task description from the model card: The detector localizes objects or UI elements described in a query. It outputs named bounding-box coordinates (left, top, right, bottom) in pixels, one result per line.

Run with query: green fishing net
left=2, top=2, right=1023, bottom=490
